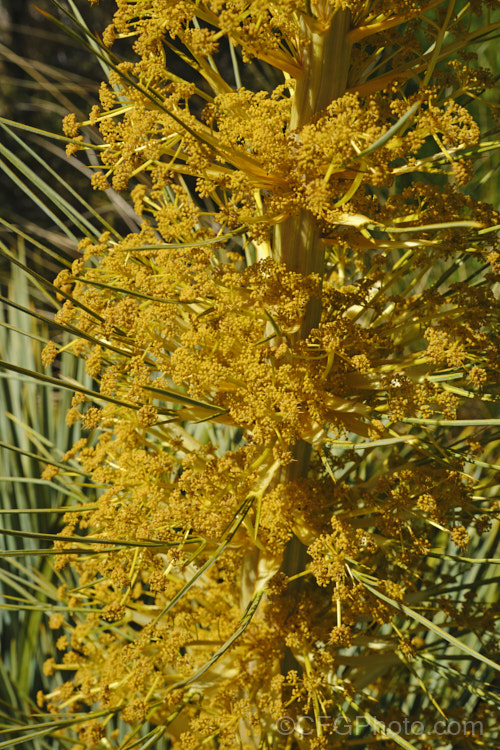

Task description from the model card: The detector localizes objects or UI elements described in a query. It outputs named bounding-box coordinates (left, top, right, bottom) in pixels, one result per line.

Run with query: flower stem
left=275, top=8, right=352, bottom=674
left=274, top=7, right=352, bottom=339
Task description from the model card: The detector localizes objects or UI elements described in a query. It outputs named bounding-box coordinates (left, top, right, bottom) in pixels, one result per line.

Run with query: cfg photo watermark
left=276, top=715, right=483, bottom=738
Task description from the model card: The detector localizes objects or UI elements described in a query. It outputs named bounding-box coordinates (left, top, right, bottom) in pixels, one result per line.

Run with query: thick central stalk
left=274, top=8, right=352, bottom=339
left=273, top=7, right=352, bottom=673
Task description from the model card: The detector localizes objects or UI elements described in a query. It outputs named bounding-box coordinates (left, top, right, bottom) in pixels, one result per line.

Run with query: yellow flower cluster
left=43, top=0, right=500, bottom=747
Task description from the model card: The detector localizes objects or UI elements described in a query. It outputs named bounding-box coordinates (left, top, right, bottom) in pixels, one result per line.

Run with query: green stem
left=274, top=8, right=352, bottom=674
left=274, top=7, right=352, bottom=339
